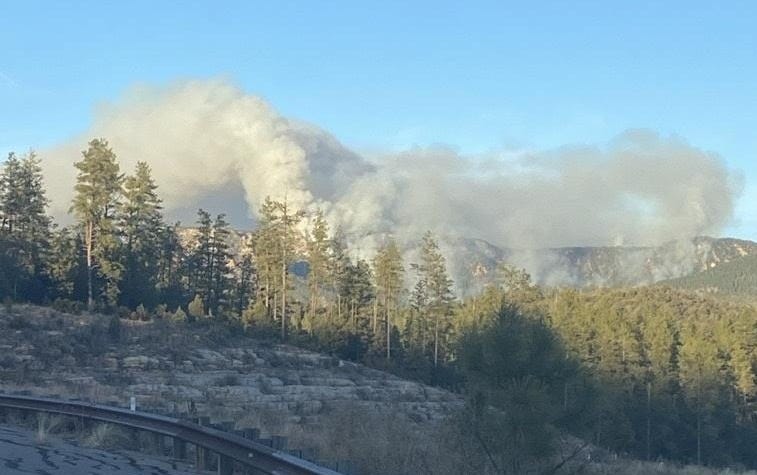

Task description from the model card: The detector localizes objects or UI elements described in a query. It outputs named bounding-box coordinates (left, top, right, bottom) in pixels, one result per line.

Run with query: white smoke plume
left=40, top=79, right=742, bottom=283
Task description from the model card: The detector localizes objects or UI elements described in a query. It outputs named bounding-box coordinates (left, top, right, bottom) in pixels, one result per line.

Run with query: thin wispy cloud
left=0, top=71, right=19, bottom=89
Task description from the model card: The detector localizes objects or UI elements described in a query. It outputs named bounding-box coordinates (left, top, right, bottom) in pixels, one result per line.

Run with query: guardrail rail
left=0, top=393, right=343, bottom=475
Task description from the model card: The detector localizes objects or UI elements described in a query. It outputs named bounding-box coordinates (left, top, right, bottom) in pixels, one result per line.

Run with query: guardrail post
left=242, top=427, right=260, bottom=440
left=271, top=435, right=288, bottom=450
left=148, top=432, right=164, bottom=455
left=196, top=445, right=205, bottom=470
left=218, top=454, right=234, bottom=475
left=173, top=438, right=187, bottom=459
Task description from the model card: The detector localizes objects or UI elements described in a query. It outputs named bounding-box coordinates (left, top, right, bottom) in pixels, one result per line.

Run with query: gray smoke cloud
left=40, top=79, right=742, bottom=286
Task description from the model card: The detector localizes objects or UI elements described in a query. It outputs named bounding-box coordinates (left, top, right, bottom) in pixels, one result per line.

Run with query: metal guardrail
left=0, top=393, right=342, bottom=475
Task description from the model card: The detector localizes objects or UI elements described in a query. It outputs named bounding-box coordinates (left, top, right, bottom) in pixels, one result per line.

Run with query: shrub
left=188, top=295, right=205, bottom=320
left=154, top=304, right=168, bottom=319
left=171, top=307, right=188, bottom=323
left=131, top=304, right=148, bottom=321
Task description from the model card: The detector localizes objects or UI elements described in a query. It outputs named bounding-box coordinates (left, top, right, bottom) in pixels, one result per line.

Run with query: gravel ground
left=0, top=424, right=196, bottom=474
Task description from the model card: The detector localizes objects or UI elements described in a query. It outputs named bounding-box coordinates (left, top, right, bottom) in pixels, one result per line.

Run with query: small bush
left=188, top=295, right=205, bottom=320
left=171, top=307, right=188, bottom=323
left=154, top=304, right=168, bottom=319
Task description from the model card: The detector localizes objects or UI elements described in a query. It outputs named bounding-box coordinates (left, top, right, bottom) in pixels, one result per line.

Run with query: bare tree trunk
left=434, top=310, right=439, bottom=367
left=86, top=221, right=94, bottom=311
left=373, top=299, right=377, bottom=334
left=386, top=289, right=391, bottom=360
left=281, top=257, right=287, bottom=340
left=646, top=382, right=652, bottom=461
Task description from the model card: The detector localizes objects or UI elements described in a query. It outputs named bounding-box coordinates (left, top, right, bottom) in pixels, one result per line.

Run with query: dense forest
left=3, top=140, right=757, bottom=471
left=665, top=254, right=757, bottom=298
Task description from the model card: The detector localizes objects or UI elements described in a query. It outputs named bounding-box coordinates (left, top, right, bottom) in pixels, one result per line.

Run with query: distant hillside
left=663, top=253, right=757, bottom=297
left=449, top=236, right=757, bottom=292
left=177, top=228, right=757, bottom=293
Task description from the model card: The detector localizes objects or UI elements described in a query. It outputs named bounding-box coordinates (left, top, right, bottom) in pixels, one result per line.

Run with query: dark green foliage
left=119, top=162, right=164, bottom=309
left=664, top=254, right=757, bottom=298
left=0, top=151, right=52, bottom=302
left=70, top=139, right=124, bottom=309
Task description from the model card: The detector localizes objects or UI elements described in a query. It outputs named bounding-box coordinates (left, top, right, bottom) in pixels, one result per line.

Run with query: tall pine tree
left=70, top=139, right=123, bottom=309
left=119, top=162, right=164, bottom=308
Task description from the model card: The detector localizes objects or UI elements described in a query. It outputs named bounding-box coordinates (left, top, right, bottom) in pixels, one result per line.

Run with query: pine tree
left=190, top=210, right=232, bottom=317
left=232, top=239, right=257, bottom=320
left=306, top=210, right=330, bottom=331
left=0, top=152, right=23, bottom=233
left=70, top=139, right=123, bottom=309
left=119, top=162, right=164, bottom=309
left=329, top=227, right=351, bottom=323
left=48, top=226, right=85, bottom=301
left=373, top=238, right=404, bottom=359
left=273, top=198, right=305, bottom=339
left=253, top=198, right=280, bottom=323
left=0, top=151, right=52, bottom=301
left=156, top=223, right=186, bottom=309
left=253, top=197, right=304, bottom=339
left=414, top=231, right=454, bottom=366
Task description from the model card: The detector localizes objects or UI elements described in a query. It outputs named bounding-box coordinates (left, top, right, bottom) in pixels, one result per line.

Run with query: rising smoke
left=40, top=79, right=742, bottom=285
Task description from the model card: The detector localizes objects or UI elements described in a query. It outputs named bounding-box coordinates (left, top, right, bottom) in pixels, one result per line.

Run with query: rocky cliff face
left=0, top=304, right=460, bottom=439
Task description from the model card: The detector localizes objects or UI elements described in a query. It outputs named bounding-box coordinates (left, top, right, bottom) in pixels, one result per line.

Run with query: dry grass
left=587, top=460, right=757, bottom=475
left=35, top=413, right=68, bottom=444
left=81, top=423, right=134, bottom=449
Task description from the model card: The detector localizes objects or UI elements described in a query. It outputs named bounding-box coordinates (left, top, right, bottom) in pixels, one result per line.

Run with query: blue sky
left=2, top=1, right=756, bottom=239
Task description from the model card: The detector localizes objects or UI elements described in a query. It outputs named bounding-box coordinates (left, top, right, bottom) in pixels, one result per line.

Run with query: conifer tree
left=306, top=210, right=330, bottom=330
left=232, top=239, right=256, bottom=319
left=254, top=197, right=304, bottom=339
left=329, top=227, right=351, bottom=323
left=414, top=231, right=454, bottom=366
left=119, top=162, right=164, bottom=308
left=0, top=151, right=52, bottom=300
left=156, top=223, right=186, bottom=309
left=70, top=139, right=123, bottom=309
left=373, top=238, right=404, bottom=359
left=47, top=226, right=85, bottom=301
left=253, top=198, right=280, bottom=322
left=190, top=209, right=232, bottom=317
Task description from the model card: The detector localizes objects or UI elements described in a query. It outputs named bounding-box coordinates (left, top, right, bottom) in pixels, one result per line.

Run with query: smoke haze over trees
left=3, top=81, right=757, bottom=471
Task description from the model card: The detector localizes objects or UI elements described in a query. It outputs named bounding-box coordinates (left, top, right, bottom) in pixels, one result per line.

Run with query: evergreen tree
left=47, top=226, right=85, bottom=301
left=119, top=161, right=164, bottom=309
left=329, top=227, right=351, bottom=323
left=232, top=238, right=256, bottom=319
left=305, top=209, right=330, bottom=331
left=0, top=151, right=52, bottom=301
left=190, top=209, right=232, bottom=317
left=156, top=223, right=186, bottom=309
left=373, top=238, right=404, bottom=359
left=253, top=198, right=281, bottom=324
left=70, top=139, right=123, bottom=309
left=414, top=231, right=454, bottom=366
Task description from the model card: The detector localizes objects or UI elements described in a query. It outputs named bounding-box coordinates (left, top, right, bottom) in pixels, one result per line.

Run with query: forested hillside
left=3, top=141, right=757, bottom=472
left=665, top=254, right=757, bottom=298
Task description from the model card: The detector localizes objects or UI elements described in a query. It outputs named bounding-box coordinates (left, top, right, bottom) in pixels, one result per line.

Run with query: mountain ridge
left=177, top=227, right=757, bottom=293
